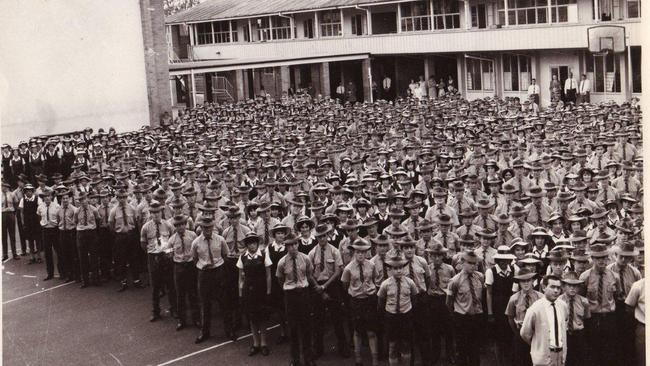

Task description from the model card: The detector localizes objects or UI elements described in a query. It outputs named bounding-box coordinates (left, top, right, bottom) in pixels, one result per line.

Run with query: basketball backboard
left=587, top=25, right=626, bottom=53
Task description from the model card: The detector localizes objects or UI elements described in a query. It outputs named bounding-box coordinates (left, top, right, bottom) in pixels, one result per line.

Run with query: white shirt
left=236, top=248, right=272, bottom=269
left=564, top=78, right=577, bottom=92
left=336, top=85, right=345, bottom=94
left=527, top=84, right=540, bottom=95
left=542, top=297, right=566, bottom=348
left=579, top=79, right=591, bottom=93
left=383, top=78, right=391, bottom=89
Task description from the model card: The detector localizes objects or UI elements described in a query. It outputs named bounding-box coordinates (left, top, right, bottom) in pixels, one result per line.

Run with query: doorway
left=550, top=65, right=569, bottom=101
left=471, top=4, right=487, bottom=28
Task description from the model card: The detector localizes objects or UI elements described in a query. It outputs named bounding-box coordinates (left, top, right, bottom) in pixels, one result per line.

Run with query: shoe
left=226, top=331, right=238, bottom=342
left=176, top=322, right=185, bottom=331
left=20, top=252, right=27, bottom=256
left=2, top=256, right=8, bottom=261
left=133, top=280, right=144, bottom=289
left=149, top=314, right=161, bottom=322
left=13, top=255, right=20, bottom=260
left=117, top=283, right=128, bottom=292
left=80, top=283, right=89, bottom=289
left=248, top=346, right=260, bottom=356
left=64, top=278, right=74, bottom=283
left=43, top=275, right=53, bottom=281
left=276, top=335, right=288, bottom=345
left=261, top=346, right=270, bottom=356
left=195, top=333, right=210, bottom=344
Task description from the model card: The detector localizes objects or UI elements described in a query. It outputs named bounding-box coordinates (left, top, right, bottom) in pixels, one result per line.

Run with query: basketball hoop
left=587, top=25, right=625, bottom=54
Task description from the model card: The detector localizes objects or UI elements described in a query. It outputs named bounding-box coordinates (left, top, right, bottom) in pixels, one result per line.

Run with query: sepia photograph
left=0, top=0, right=648, bottom=365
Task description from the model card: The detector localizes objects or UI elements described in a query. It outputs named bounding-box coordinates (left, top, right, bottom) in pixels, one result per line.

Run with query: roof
left=166, top=0, right=392, bottom=24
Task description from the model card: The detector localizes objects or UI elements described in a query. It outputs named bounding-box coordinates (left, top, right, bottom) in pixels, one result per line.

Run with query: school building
left=164, top=0, right=642, bottom=108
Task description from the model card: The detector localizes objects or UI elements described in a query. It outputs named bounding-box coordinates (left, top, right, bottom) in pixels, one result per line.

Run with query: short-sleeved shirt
left=370, top=254, right=389, bottom=283
left=167, top=230, right=198, bottom=263
left=448, top=271, right=485, bottom=314
left=505, top=290, right=544, bottom=326
left=191, top=234, right=229, bottom=269
left=378, top=276, right=418, bottom=314
left=222, top=224, right=252, bottom=258
left=607, top=262, right=642, bottom=298
left=579, top=267, right=621, bottom=313
left=308, top=243, right=343, bottom=282
left=1, top=191, right=15, bottom=212
left=57, top=204, right=77, bottom=231
left=625, top=278, right=645, bottom=324
left=75, top=205, right=99, bottom=231
left=428, top=262, right=455, bottom=296
left=109, top=203, right=137, bottom=233
left=341, top=259, right=381, bottom=298
left=37, top=202, right=60, bottom=228
left=140, top=219, right=174, bottom=254
left=558, top=293, right=591, bottom=331
left=236, top=248, right=272, bottom=269
left=96, top=204, right=112, bottom=228
left=405, top=256, right=429, bottom=293
left=276, top=252, right=313, bottom=290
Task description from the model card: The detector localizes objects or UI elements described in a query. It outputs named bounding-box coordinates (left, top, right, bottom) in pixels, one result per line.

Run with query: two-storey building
left=165, top=0, right=642, bottom=108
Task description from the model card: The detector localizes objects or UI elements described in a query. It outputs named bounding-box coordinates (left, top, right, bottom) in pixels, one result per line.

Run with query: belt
left=550, top=347, right=563, bottom=353
left=175, top=261, right=194, bottom=267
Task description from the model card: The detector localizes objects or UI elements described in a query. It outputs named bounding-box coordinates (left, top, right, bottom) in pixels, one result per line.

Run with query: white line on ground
left=2, top=281, right=74, bottom=305
left=22, top=275, right=37, bottom=278
left=5, top=271, right=15, bottom=275
left=109, top=352, right=124, bottom=366
left=156, top=324, right=281, bottom=366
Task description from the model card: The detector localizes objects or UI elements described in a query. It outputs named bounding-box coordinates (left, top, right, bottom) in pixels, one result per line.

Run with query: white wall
left=0, top=0, right=149, bottom=144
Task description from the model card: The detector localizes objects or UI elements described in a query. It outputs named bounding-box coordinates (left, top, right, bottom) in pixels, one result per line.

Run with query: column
left=235, top=69, right=245, bottom=101
left=190, top=70, right=197, bottom=107
left=494, top=55, right=503, bottom=99
left=504, top=0, right=509, bottom=26
left=366, top=9, right=373, bottom=34
left=456, top=54, right=466, bottom=97
left=320, top=62, right=331, bottom=96
left=280, top=65, right=290, bottom=94
left=314, top=12, right=320, bottom=38
left=362, top=58, right=372, bottom=102
left=310, top=64, right=322, bottom=94
left=139, top=0, right=172, bottom=126
left=424, top=56, right=432, bottom=82
left=293, top=67, right=302, bottom=89
left=397, top=3, right=402, bottom=33
left=464, top=0, right=472, bottom=29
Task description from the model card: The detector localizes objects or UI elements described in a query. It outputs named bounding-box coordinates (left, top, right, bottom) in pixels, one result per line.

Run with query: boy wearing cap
left=140, top=202, right=176, bottom=321
left=424, top=188, right=459, bottom=226
left=75, top=192, right=101, bottom=288
left=37, top=189, right=60, bottom=280
left=509, top=206, right=535, bottom=242
left=191, top=217, right=230, bottom=344
left=110, top=189, right=141, bottom=291
left=253, top=202, right=280, bottom=248
left=342, top=238, right=381, bottom=366
left=57, top=190, right=78, bottom=282
left=578, top=244, right=621, bottom=366
left=426, top=243, right=456, bottom=365
left=276, top=233, right=318, bottom=366
left=309, top=224, right=348, bottom=359
left=447, top=250, right=484, bottom=366
left=378, top=249, right=418, bottom=366
left=167, top=215, right=199, bottom=331
left=559, top=272, right=590, bottom=366
left=506, top=268, right=543, bottom=366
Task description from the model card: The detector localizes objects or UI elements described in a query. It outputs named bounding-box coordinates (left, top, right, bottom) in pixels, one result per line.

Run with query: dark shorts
left=385, top=311, right=412, bottom=342
left=350, top=296, right=379, bottom=333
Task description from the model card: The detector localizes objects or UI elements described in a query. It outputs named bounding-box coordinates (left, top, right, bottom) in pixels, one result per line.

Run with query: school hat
left=271, top=223, right=290, bottom=235
left=198, top=217, right=215, bottom=227
left=561, top=271, right=584, bottom=285
left=547, top=250, right=566, bottom=262
left=590, top=206, right=608, bottom=219
left=225, top=207, right=241, bottom=218
left=493, top=245, right=516, bottom=261
left=351, top=238, right=372, bottom=251
left=172, top=215, right=188, bottom=226
left=514, top=267, right=536, bottom=281
left=283, top=233, right=300, bottom=246
left=569, top=249, right=589, bottom=262
left=494, top=213, right=512, bottom=224
left=148, top=201, right=164, bottom=213
left=618, top=242, right=639, bottom=257
left=397, top=236, right=416, bottom=248
left=588, top=244, right=610, bottom=258
left=341, top=219, right=359, bottom=231
left=23, top=184, right=35, bottom=191
left=462, top=250, right=479, bottom=264
left=371, top=234, right=391, bottom=247
left=295, top=216, right=315, bottom=230
left=243, top=232, right=261, bottom=245
left=435, top=214, right=453, bottom=226
left=476, top=228, right=497, bottom=239
left=384, top=249, right=408, bottom=267
left=314, top=223, right=332, bottom=237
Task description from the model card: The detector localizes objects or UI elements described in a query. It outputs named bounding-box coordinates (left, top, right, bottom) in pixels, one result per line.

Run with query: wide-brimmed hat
left=397, top=236, right=416, bottom=247
left=590, top=206, right=608, bottom=219
left=477, top=228, right=497, bottom=239
left=618, top=242, right=639, bottom=257
left=417, top=219, right=435, bottom=231
left=314, top=223, right=332, bottom=237
left=493, top=245, right=516, bottom=260
left=514, top=267, right=537, bottom=281
left=149, top=201, right=164, bottom=213
left=271, top=223, right=290, bottom=235
left=371, top=234, right=391, bottom=247
left=547, top=250, right=566, bottom=262
left=295, top=216, right=315, bottom=230
left=476, top=199, right=493, bottom=209
left=384, top=249, right=408, bottom=267
left=243, top=232, right=261, bottom=245
left=569, top=249, right=590, bottom=262
left=351, top=238, right=372, bottom=251
left=589, top=244, right=610, bottom=258
left=360, top=217, right=379, bottom=228
left=284, top=233, right=300, bottom=246
left=198, top=217, right=215, bottom=227
left=510, top=205, right=528, bottom=217
left=172, top=215, right=188, bottom=226
left=462, top=250, right=479, bottom=264
left=526, top=186, right=545, bottom=198
left=435, top=214, right=453, bottom=226
left=501, top=184, right=519, bottom=194
left=458, top=207, right=477, bottom=218
left=225, top=207, right=242, bottom=218
left=341, top=218, right=359, bottom=230
left=561, top=271, right=584, bottom=285
left=494, top=213, right=512, bottom=224
left=425, top=243, right=448, bottom=255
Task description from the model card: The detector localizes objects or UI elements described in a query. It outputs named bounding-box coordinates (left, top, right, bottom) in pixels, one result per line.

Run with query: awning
left=168, top=53, right=370, bottom=76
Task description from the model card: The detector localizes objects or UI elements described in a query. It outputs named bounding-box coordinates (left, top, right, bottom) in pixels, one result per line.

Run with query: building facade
left=165, top=0, right=642, bottom=108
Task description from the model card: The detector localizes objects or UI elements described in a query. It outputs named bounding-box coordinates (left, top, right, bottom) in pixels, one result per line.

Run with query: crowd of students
left=0, top=92, right=644, bottom=366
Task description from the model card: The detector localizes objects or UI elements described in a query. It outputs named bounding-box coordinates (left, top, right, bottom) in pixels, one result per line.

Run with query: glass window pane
left=631, top=46, right=642, bottom=92
left=518, top=9, right=527, bottom=23
left=558, top=6, right=567, bottom=21
left=595, top=55, right=604, bottom=92
left=538, top=8, right=548, bottom=22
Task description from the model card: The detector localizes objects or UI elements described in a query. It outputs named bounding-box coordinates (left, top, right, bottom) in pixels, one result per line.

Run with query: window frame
left=466, top=57, right=495, bottom=92
left=400, top=1, right=431, bottom=32
left=319, top=10, right=342, bottom=37
left=503, top=54, right=532, bottom=91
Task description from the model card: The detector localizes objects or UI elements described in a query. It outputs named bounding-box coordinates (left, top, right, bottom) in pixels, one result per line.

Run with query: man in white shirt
left=335, top=82, right=345, bottom=102
left=381, top=75, right=393, bottom=100
left=527, top=78, right=541, bottom=106
left=577, top=74, right=591, bottom=104
left=564, top=72, right=578, bottom=104
left=521, top=274, right=568, bottom=366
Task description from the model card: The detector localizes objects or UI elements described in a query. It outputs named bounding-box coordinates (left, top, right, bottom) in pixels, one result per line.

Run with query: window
left=257, top=16, right=291, bottom=41
left=498, top=0, right=574, bottom=24
left=213, top=21, right=230, bottom=43
left=196, top=22, right=213, bottom=45
left=244, top=22, right=251, bottom=42
left=320, top=10, right=342, bottom=37
left=627, top=0, right=641, bottom=17
left=631, top=46, right=641, bottom=93
left=432, top=0, right=460, bottom=29
left=351, top=14, right=365, bottom=35
left=257, top=17, right=270, bottom=41
left=304, top=19, right=314, bottom=38
left=466, top=58, right=495, bottom=91
left=400, top=1, right=431, bottom=31
left=263, top=67, right=274, bottom=76
left=503, top=55, right=532, bottom=91
left=585, top=52, right=621, bottom=93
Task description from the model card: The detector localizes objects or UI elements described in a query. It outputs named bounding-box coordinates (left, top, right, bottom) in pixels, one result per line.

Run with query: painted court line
left=3, top=281, right=74, bottom=305
left=157, top=324, right=280, bottom=366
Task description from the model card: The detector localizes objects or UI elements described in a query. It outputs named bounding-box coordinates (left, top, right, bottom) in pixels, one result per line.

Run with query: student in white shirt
left=564, top=73, right=578, bottom=104
left=577, top=74, right=591, bottom=104
left=527, top=78, right=541, bottom=105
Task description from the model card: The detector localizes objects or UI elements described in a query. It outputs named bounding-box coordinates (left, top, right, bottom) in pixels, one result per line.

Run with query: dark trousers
left=41, top=227, right=58, bottom=277
left=114, top=231, right=137, bottom=284
left=311, top=282, right=347, bottom=353
left=222, top=257, right=240, bottom=334
left=24, top=222, right=41, bottom=255
left=15, top=212, right=26, bottom=253
left=77, top=230, right=99, bottom=284
left=412, top=294, right=432, bottom=365
left=429, top=295, right=454, bottom=364
left=635, top=322, right=645, bottom=366
left=453, top=313, right=482, bottom=366
left=565, top=89, right=577, bottom=103
left=96, top=228, right=113, bottom=279
left=148, top=253, right=176, bottom=316
left=566, top=330, right=587, bottom=366
left=2, top=212, right=17, bottom=257
left=285, top=288, right=313, bottom=363
left=197, top=266, right=223, bottom=336
left=174, top=261, right=199, bottom=324
left=59, top=229, right=78, bottom=280
left=615, top=300, right=635, bottom=364
left=513, top=331, right=532, bottom=366
left=586, top=312, right=616, bottom=366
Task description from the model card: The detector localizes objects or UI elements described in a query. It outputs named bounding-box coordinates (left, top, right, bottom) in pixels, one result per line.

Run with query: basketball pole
left=626, top=34, right=632, bottom=97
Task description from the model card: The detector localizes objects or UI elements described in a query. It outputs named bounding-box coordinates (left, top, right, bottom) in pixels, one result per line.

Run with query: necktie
left=524, top=293, right=531, bottom=309
left=121, top=205, right=128, bottom=228
left=83, top=207, right=88, bottom=226
left=568, top=297, right=575, bottom=332
left=551, top=301, right=559, bottom=347
left=104, top=206, right=108, bottom=226
left=507, top=201, right=511, bottom=215
left=468, top=273, right=479, bottom=314
left=519, top=222, right=524, bottom=238
left=46, top=204, right=50, bottom=225
left=408, top=261, right=413, bottom=279
left=536, top=204, right=542, bottom=225
left=381, top=260, right=387, bottom=280
left=63, top=207, right=67, bottom=230
left=598, top=156, right=602, bottom=170
left=623, top=144, right=627, bottom=161
left=3, top=192, right=7, bottom=209
left=206, top=236, right=214, bottom=264
left=264, top=219, right=269, bottom=245
left=624, top=176, right=629, bottom=193
left=518, top=177, right=523, bottom=194
left=155, top=222, right=162, bottom=249
left=180, top=232, right=185, bottom=253
left=233, top=227, right=238, bottom=251
left=433, top=266, right=440, bottom=290
left=413, top=216, right=419, bottom=240
left=482, top=216, right=487, bottom=228
left=359, top=261, right=365, bottom=285
left=619, top=266, right=626, bottom=295
left=292, top=255, right=299, bottom=285
left=189, top=205, right=194, bottom=219
left=442, top=233, right=447, bottom=248
left=395, top=278, right=402, bottom=314
left=320, top=245, right=326, bottom=272
left=597, top=271, right=604, bottom=307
